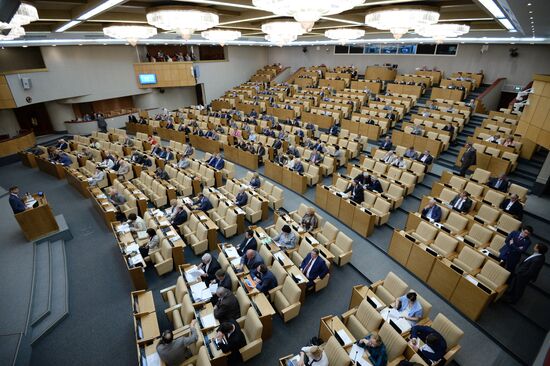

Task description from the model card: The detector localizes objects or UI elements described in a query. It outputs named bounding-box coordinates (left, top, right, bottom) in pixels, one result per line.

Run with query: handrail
left=475, top=77, right=506, bottom=114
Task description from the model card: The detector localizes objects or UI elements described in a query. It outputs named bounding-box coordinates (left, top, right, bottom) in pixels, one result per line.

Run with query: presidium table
left=14, top=194, right=59, bottom=241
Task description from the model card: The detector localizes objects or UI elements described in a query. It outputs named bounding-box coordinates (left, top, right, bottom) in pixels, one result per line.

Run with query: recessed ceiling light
left=530, top=16, right=533, bottom=19
left=22, top=45, right=28, bottom=48
left=78, top=44, right=82, bottom=46
left=527, top=2, right=532, bottom=5
left=52, top=44, right=56, bottom=47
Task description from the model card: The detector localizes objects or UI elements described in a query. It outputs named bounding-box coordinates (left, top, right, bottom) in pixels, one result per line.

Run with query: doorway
left=13, top=103, right=54, bottom=136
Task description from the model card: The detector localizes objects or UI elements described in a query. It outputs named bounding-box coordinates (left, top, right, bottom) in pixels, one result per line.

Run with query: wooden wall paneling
left=0, top=75, right=16, bottom=109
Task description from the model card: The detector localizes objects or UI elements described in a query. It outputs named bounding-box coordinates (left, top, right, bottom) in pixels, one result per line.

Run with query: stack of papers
left=224, top=247, right=239, bottom=258
left=273, top=251, right=286, bottom=262
left=25, top=199, right=37, bottom=208
left=185, top=267, right=205, bottom=283
left=190, top=281, right=208, bottom=300
left=209, top=283, right=218, bottom=294
left=128, top=254, right=144, bottom=267
left=117, top=223, right=130, bottom=233
left=145, top=352, right=161, bottom=366
left=230, top=257, right=241, bottom=267
left=137, top=230, right=148, bottom=240
left=201, top=313, right=217, bottom=328
left=184, top=197, right=193, bottom=205
left=348, top=344, right=371, bottom=366
left=124, top=243, right=140, bottom=255
left=97, top=193, right=107, bottom=199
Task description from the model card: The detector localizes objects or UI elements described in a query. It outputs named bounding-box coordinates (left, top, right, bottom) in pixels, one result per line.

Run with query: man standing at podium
left=9, top=186, right=27, bottom=214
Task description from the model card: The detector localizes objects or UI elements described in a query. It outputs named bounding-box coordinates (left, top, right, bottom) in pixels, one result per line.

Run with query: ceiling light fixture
left=201, top=29, right=241, bottom=46
left=499, top=18, right=515, bottom=31
left=477, top=0, right=505, bottom=18
left=253, top=0, right=365, bottom=32
left=324, top=28, right=365, bottom=44
left=55, top=20, right=82, bottom=33
left=77, top=0, right=127, bottom=21
left=262, top=21, right=305, bottom=46
left=146, top=6, right=219, bottom=40
left=365, top=8, right=439, bottom=39
left=416, top=23, right=470, bottom=43
left=103, top=25, right=157, bottom=46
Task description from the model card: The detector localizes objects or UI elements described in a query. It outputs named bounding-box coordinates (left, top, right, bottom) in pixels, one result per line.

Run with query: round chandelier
left=0, top=26, right=25, bottom=40
left=262, top=21, right=305, bottom=46
left=201, top=29, right=241, bottom=46
left=365, top=8, right=439, bottom=39
left=146, top=6, right=219, bottom=40
left=253, top=0, right=365, bottom=32
left=416, top=23, right=470, bottom=43
left=0, top=3, right=39, bottom=30
left=325, top=28, right=365, bottom=44
left=103, top=25, right=157, bottom=46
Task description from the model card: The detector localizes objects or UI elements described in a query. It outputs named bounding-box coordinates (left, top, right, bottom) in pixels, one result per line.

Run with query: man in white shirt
left=127, top=213, right=146, bottom=232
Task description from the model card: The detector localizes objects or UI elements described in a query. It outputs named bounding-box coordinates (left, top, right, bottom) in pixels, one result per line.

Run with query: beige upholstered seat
left=245, top=196, right=263, bottom=224
left=452, top=246, right=485, bottom=274
left=431, top=313, right=464, bottom=364
left=470, top=168, right=491, bottom=184
left=475, top=260, right=510, bottom=300
left=235, top=286, right=251, bottom=323
left=324, top=336, right=351, bottom=366
left=160, top=275, right=187, bottom=307
left=483, top=189, right=506, bottom=207
left=379, top=322, right=407, bottom=364
left=484, top=234, right=506, bottom=256
left=464, top=224, right=493, bottom=248
left=411, top=221, right=438, bottom=243
left=430, top=232, right=458, bottom=258
left=372, top=272, right=408, bottom=305
left=271, top=277, right=302, bottom=322
left=443, top=212, right=468, bottom=234
left=343, top=298, right=383, bottom=339
left=495, top=213, right=521, bottom=235
left=474, top=204, right=500, bottom=225
left=150, top=238, right=174, bottom=276
left=328, top=232, right=353, bottom=266
left=237, top=307, right=263, bottom=361
left=165, top=293, right=194, bottom=330
left=315, top=221, right=339, bottom=245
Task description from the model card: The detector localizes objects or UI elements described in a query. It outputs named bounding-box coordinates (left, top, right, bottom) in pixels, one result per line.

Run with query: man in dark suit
left=254, top=264, right=278, bottom=294
left=192, top=194, right=213, bottom=212
left=380, top=136, right=393, bottom=151
left=421, top=199, right=442, bottom=223
left=449, top=191, right=472, bottom=213
left=366, top=177, right=383, bottom=193
left=214, top=269, right=232, bottom=291
left=237, top=230, right=257, bottom=256
left=57, top=153, right=72, bottom=166
left=499, top=226, right=533, bottom=273
left=499, top=194, right=524, bottom=219
left=234, top=189, right=248, bottom=207
left=199, top=253, right=221, bottom=283
left=416, top=150, right=434, bottom=165
left=504, top=243, right=547, bottom=303
left=344, top=180, right=364, bottom=204
left=240, top=249, right=264, bottom=275
left=487, top=174, right=509, bottom=192
left=213, top=287, right=240, bottom=323
left=292, top=159, right=304, bottom=174
left=300, top=249, right=329, bottom=288
left=216, top=320, right=247, bottom=363
left=9, top=186, right=27, bottom=214
left=459, top=143, right=476, bottom=176
left=170, top=206, right=188, bottom=227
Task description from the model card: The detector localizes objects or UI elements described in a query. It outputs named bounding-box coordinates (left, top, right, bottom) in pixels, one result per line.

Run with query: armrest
left=444, top=345, right=461, bottom=364
left=268, top=285, right=284, bottom=300
left=160, top=284, right=177, bottom=300
left=164, top=303, right=182, bottom=314
left=341, top=307, right=358, bottom=322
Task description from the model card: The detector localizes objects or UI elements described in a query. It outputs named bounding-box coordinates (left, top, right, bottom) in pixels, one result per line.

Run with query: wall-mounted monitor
left=139, top=73, right=157, bottom=85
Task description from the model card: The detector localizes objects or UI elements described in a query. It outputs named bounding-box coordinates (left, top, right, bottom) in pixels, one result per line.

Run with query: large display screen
left=139, top=74, right=157, bottom=84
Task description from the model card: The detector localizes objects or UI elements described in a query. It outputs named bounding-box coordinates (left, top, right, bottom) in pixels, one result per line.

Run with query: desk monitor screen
left=139, top=73, right=157, bottom=85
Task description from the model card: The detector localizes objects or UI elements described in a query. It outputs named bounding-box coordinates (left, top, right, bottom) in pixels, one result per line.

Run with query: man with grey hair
left=157, top=320, right=198, bottom=366
left=199, top=253, right=221, bottom=283
left=421, top=198, right=442, bottom=223
left=213, top=287, right=240, bottom=323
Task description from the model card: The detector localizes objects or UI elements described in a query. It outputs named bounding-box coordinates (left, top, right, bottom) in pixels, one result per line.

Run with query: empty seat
left=343, top=298, right=383, bottom=339
left=464, top=224, right=493, bottom=248
left=474, top=204, right=500, bottom=225
left=316, top=222, right=339, bottom=245
left=475, top=260, right=511, bottom=300
left=411, top=221, right=438, bottom=243
left=443, top=212, right=468, bottom=234
left=430, top=232, right=458, bottom=258
left=271, top=277, right=302, bottom=322
left=495, top=213, right=521, bottom=235
left=238, top=307, right=263, bottom=361
left=328, top=232, right=353, bottom=266
left=452, top=246, right=485, bottom=274
left=372, top=272, right=408, bottom=306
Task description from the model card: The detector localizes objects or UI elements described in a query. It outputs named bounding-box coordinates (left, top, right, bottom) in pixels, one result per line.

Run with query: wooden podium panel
left=406, top=244, right=437, bottom=281
left=450, top=276, right=495, bottom=321
left=352, top=207, right=375, bottom=237
left=315, top=185, right=329, bottom=210
left=15, top=195, right=59, bottom=241
left=426, top=259, right=461, bottom=300
left=19, top=152, right=37, bottom=168
left=339, top=199, right=356, bottom=227
left=264, top=161, right=283, bottom=183
left=326, top=192, right=341, bottom=218
left=388, top=231, right=414, bottom=266
left=291, top=173, right=308, bottom=194
left=405, top=212, right=422, bottom=231
left=36, top=157, right=66, bottom=179
left=282, top=168, right=294, bottom=187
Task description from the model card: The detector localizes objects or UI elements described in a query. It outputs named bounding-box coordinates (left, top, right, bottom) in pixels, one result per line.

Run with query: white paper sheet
left=201, top=313, right=217, bottom=328
left=225, top=247, right=239, bottom=258
left=185, top=267, right=205, bottom=283
left=145, top=352, right=161, bottom=366
left=349, top=344, right=372, bottom=366
left=336, top=329, right=353, bottom=346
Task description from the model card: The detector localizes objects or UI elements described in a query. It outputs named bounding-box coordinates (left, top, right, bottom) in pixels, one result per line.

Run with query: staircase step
left=31, top=240, right=69, bottom=344
left=30, top=242, right=52, bottom=326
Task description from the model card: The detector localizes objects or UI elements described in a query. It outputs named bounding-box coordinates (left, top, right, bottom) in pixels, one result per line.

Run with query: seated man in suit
left=344, top=180, right=364, bottom=204
left=500, top=194, right=524, bottom=219
left=421, top=199, right=442, bottom=223
left=213, top=269, right=232, bottom=291
left=499, top=226, right=533, bottom=273
left=170, top=205, right=188, bottom=227
left=273, top=225, right=297, bottom=250
left=157, top=320, right=198, bottom=366
left=366, top=177, right=383, bottom=193
left=164, top=148, right=175, bottom=161
left=409, top=325, right=448, bottom=364
left=239, top=249, right=264, bottom=275
left=9, top=186, right=27, bottom=214
left=155, top=167, right=169, bottom=180
left=449, top=191, right=472, bottom=213
left=57, top=152, right=73, bottom=166
left=301, top=207, right=319, bottom=232
left=380, top=136, right=393, bottom=151
left=55, top=139, right=69, bottom=150
left=487, top=173, right=509, bottom=192
left=249, top=172, right=261, bottom=189
left=253, top=264, right=277, bottom=294
left=215, top=320, right=247, bottom=363
left=309, top=150, right=323, bottom=165
left=354, top=171, right=370, bottom=186
left=504, top=243, right=547, bottom=303
left=192, top=193, right=213, bottom=212
left=213, top=287, right=240, bottom=323
left=237, top=230, right=257, bottom=256
left=416, top=150, right=433, bottom=165
left=404, top=146, right=418, bottom=159
left=292, top=158, right=304, bottom=174
left=198, top=253, right=221, bottom=283
left=300, top=248, right=329, bottom=288
left=381, top=150, right=397, bottom=164
left=328, top=122, right=340, bottom=136
left=234, top=188, right=248, bottom=208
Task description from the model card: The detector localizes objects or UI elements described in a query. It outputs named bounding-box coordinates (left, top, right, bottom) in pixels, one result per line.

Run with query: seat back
left=321, top=222, right=339, bottom=241
left=356, top=299, right=383, bottom=332
left=324, top=336, right=351, bottom=366
left=242, top=306, right=263, bottom=343
left=431, top=313, right=464, bottom=351
left=282, top=277, right=301, bottom=304
left=496, top=213, right=521, bottom=234
left=432, top=232, right=458, bottom=256
left=471, top=168, right=490, bottom=184
left=456, top=246, right=485, bottom=272
left=236, top=287, right=251, bottom=318
left=382, top=272, right=408, bottom=299
left=334, top=232, right=353, bottom=252
left=446, top=212, right=468, bottom=232
left=475, top=204, right=500, bottom=224
left=484, top=190, right=506, bottom=207
left=379, top=322, right=407, bottom=361
left=477, top=260, right=510, bottom=289
left=270, top=260, right=287, bottom=285
left=415, top=221, right=438, bottom=242
left=466, top=224, right=493, bottom=247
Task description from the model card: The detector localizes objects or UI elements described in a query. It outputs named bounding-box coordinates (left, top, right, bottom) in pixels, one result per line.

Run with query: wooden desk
left=415, top=70, right=442, bottom=85
left=205, top=329, right=229, bottom=366
left=36, top=157, right=66, bottom=179
left=133, top=311, right=160, bottom=345
left=126, top=122, right=154, bottom=136
left=431, top=87, right=464, bottom=101
left=315, top=184, right=329, bottom=210
left=319, top=315, right=356, bottom=346
left=19, top=151, right=38, bottom=168
left=65, top=167, right=90, bottom=198
left=388, top=230, right=414, bottom=266
left=89, top=187, right=117, bottom=226
left=131, top=290, right=155, bottom=313
left=249, top=292, right=276, bottom=339
left=14, top=194, right=59, bottom=241
left=350, top=80, right=382, bottom=94
left=352, top=206, right=375, bottom=237
left=189, top=135, right=221, bottom=154
left=426, top=259, right=462, bottom=300
left=264, top=160, right=283, bottom=183
left=156, top=128, right=187, bottom=143
left=223, top=144, right=259, bottom=170
left=0, top=131, right=36, bottom=157
left=450, top=275, right=495, bottom=321
left=319, top=79, right=346, bottom=90
left=302, top=112, right=334, bottom=129
left=266, top=106, right=296, bottom=121
left=406, top=242, right=438, bottom=282
left=365, top=66, right=397, bottom=81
